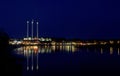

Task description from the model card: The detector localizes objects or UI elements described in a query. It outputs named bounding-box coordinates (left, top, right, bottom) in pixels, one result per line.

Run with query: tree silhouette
left=0, top=29, right=23, bottom=76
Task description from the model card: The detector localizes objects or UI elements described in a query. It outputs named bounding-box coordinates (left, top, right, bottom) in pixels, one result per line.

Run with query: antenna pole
left=37, top=21, right=39, bottom=38
left=31, top=20, right=34, bottom=40
left=27, top=21, right=29, bottom=38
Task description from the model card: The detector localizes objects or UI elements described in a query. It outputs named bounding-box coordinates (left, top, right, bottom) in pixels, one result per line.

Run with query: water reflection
left=14, top=45, right=77, bottom=71
left=100, top=48, right=103, bottom=54
left=118, top=48, right=120, bottom=55
left=14, top=46, right=120, bottom=71
left=110, top=47, right=113, bottom=55
left=14, top=45, right=77, bottom=55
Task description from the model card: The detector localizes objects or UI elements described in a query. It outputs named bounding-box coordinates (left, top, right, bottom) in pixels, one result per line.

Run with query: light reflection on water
left=14, top=45, right=77, bottom=55
left=14, top=46, right=120, bottom=71
left=14, top=45, right=77, bottom=71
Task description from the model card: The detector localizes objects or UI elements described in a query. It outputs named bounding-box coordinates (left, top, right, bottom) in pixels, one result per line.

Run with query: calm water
left=13, top=45, right=120, bottom=76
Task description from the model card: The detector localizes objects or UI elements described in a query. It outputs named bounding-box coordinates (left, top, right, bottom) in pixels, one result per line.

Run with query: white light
left=27, top=66, right=29, bottom=71
left=31, top=20, right=34, bottom=24
left=31, top=66, right=33, bottom=70
left=27, top=21, right=29, bottom=23
left=37, top=22, right=39, bottom=24
left=36, top=65, right=39, bottom=70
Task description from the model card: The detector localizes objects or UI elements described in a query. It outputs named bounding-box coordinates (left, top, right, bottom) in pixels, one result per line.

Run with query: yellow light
left=33, top=46, right=38, bottom=50
left=110, top=41, right=114, bottom=44
left=101, top=48, right=103, bottom=54
left=117, top=41, right=120, bottom=44
left=110, top=47, right=113, bottom=55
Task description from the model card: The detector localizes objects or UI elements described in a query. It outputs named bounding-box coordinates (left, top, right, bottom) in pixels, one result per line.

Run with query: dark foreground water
left=13, top=45, right=120, bottom=76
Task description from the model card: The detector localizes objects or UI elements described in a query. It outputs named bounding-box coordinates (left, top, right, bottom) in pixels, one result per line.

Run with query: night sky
left=0, top=0, right=120, bottom=39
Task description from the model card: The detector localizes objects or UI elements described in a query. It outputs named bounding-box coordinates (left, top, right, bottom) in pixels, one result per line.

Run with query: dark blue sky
left=0, top=0, right=120, bottom=39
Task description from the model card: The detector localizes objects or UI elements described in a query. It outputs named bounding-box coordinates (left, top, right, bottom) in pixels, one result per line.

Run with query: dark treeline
left=0, top=29, right=23, bottom=76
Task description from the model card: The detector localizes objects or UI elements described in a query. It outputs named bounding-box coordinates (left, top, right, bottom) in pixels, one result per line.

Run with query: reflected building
left=118, top=48, right=120, bottom=55
left=14, top=45, right=77, bottom=55
left=100, top=48, right=103, bottom=54
left=110, top=47, right=113, bottom=55
left=14, top=45, right=120, bottom=71
left=14, top=45, right=77, bottom=70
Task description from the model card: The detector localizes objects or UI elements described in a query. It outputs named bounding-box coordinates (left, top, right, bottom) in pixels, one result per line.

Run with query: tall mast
left=31, top=20, right=34, bottom=40
left=36, top=21, right=39, bottom=38
left=27, top=21, right=29, bottom=38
